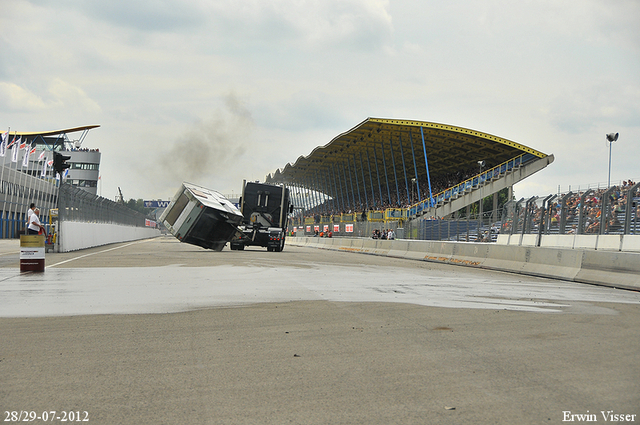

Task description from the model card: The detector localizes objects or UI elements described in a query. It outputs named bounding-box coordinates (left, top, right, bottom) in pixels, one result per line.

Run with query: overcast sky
left=1, top=0, right=638, bottom=202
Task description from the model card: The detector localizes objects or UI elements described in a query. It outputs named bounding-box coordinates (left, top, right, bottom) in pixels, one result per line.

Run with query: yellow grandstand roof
left=267, top=117, right=547, bottom=184
left=1, top=125, right=100, bottom=137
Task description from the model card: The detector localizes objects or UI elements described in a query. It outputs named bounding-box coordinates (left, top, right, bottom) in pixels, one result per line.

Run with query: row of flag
left=1, top=131, right=67, bottom=178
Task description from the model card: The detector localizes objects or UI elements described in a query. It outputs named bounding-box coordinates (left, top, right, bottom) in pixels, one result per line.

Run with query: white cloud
left=0, top=0, right=638, bottom=201
left=0, top=83, right=47, bottom=112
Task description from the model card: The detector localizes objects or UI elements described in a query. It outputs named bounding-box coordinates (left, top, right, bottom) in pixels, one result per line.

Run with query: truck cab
left=230, top=181, right=293, bottom=252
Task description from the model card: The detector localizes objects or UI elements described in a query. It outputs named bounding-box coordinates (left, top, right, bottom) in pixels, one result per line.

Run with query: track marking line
left=47, top=239, right=153, bottom=268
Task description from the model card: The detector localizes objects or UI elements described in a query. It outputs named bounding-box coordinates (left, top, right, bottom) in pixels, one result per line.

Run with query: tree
left=125, top=198, right=147, bottom=215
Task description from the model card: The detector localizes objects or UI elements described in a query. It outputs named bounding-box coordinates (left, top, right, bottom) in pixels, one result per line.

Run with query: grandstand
left=266, top=117, right=554, bottom=238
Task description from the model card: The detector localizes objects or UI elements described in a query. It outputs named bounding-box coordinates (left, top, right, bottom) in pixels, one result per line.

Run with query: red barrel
left=20, top=234, right=45, bottom=272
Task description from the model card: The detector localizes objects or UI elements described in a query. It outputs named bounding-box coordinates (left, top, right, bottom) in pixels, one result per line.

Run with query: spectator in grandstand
left=585, top=217, right=600, bottom=234
left=388, top=229, right=395, bottom=240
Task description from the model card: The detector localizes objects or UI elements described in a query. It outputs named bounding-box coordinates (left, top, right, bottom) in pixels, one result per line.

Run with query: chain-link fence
left=58, top=183, right=149, bottom=226
left=292, top=183, right=640, bottom=243
left=292, top=213, right=497, bottom=242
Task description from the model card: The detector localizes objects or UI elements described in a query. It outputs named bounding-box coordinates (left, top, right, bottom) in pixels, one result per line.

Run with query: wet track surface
left=1, top=236, right=639, bottom=317
left=2, top=236, right=639, bottom=424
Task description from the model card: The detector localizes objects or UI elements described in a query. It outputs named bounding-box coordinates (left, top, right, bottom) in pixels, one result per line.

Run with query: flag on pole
left=38, top=150, right=46, bottom=161
left=22, top=145, right=31, bottom=167
left=63, top=168, right=69, bottom=179
left=0, top=132, right=7, bottom=157
left=18, top=138, right=26, bottom=150
left=7, top=134, right=16, bottom=149
left=41, top=156, right=47, bottom=177
left=11, top=142, right=19, bottom=163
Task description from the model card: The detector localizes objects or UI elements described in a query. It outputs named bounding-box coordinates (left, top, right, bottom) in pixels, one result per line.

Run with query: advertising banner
left=345, top=224, right=354, bottom=233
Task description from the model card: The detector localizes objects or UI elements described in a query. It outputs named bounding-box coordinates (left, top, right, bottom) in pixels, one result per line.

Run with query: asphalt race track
left=1, top=236, right=639, bottom=424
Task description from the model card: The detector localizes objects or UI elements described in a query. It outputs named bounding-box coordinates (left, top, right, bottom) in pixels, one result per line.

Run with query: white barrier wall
left=289, top=237, right=640, bottom=291
left=58, top=221, right=161, bottom=252
left=496, top=233, right=640, bottom=252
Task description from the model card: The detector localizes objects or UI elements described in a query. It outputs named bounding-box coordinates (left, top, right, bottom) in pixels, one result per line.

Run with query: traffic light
left=53, top=151, right=71, bottom=176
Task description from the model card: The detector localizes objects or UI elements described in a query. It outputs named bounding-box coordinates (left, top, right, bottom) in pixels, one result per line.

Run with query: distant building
left=0, top=125, right=99, bottom=238
left=2, top=126, right=101, bottom=195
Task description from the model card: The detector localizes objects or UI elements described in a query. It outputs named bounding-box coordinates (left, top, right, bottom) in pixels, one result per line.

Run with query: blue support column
left=324, top=170, right=333, bottom=214
left=420, top=126, right=434, bottom=207
left=389, top=137, right=400, bottom=206
left=398, top=135, right=410, bottom=204
left=372, top=146, right=384, bottom=209
left=323, top=171, right=335, bottom=214
left=321, top=172, right=328, bottom=214
left=314, top=171, right=325, bottom=214
left=359, top=152, right=369, bottom=210
left=409, top=131, right=421, bottom=202
left=304, top=183, right=311, bottom=215
left=330, top=165, right=342, bottom=213
left=379, top=142, right=392, bottom=207
left=302, top=179, right=310, bottom=214
left=341, top=163, right=351, bottom=212
left=296, top=183, right=305, bottom=225
left=308, top=176, right=319, bottom=215
left=319, top=171, right=328, bottom=214
left=348, top=157, right=361, bottom=210
left=294, top=183, right=303, bottom=215
left=333, top=164, right=345, bottom=213
left=365, top=149, right=376, bottom=209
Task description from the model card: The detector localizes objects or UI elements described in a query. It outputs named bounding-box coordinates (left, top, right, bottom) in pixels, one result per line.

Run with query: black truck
left=230, top=180, right=293, bottom=252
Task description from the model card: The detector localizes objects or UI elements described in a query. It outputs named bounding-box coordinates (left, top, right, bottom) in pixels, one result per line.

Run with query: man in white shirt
left=26, top=203, right=35, bottom=228
left=28, top=208, right=45, bottom=235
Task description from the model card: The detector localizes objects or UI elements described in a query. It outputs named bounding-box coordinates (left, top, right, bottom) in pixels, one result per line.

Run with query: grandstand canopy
left=266, top=117, right=552, bottom=211
left=268, top=118, right=545, bottom=185
left=1, top=125, right=100, bottom=150
left=1, top=125, right=100, bottom=137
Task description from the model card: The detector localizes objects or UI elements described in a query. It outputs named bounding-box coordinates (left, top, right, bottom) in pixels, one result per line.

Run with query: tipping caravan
left=160, top=182, right=244, bottom=251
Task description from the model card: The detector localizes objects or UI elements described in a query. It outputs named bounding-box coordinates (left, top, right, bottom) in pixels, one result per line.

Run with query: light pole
left=411, top=178, right=416, bottom=204
left=477, top=160, right=485, bottom=240
left=606, top=133, right=618, bottom=188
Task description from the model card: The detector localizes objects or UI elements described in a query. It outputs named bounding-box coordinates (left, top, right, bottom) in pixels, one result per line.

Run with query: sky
left=1, top=0, right=638, bottom=202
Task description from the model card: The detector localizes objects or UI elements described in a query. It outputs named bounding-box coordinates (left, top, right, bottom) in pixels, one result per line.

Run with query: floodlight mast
left=606, top=133, right=618, bottom=188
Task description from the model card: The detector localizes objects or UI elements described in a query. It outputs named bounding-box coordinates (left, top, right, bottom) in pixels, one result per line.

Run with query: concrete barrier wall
left=496, top=233, right=640, bottom=253
left=59, top=221, right=161, bottom=252
left=290, top=237, right=640, bottom=291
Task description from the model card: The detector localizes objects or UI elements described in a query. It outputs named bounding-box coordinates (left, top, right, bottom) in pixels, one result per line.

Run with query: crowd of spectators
left=506, top=180, right=639, bottom=235
left=297, top=167, right=479, bottom=221
left=371, top=228, right=395, bottom=240
left=59, top=147, right=100, bottom=152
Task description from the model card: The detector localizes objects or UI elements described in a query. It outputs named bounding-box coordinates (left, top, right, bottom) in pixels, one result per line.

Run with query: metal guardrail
left=408, top=153, right=535, bottom=217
